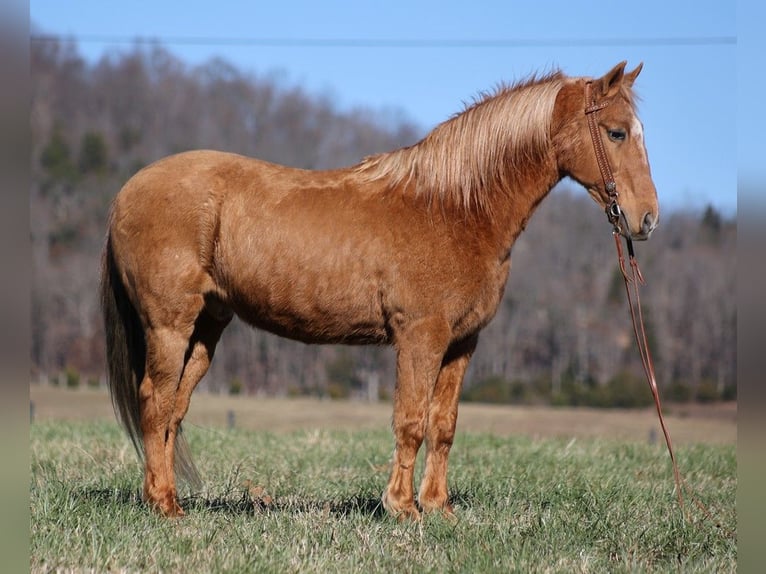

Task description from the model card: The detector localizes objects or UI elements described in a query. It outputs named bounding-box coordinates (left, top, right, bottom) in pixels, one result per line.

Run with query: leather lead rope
left=586, top=78, right=730, bottom=535
left=613, top=234, right=683, bottom=510
left=613, top=232, right=730, bottom=536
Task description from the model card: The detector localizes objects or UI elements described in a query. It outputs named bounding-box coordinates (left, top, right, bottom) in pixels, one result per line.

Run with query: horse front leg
left=383, top=319, right=450, bottom=521
left=418, top=334, right=478, bottom=516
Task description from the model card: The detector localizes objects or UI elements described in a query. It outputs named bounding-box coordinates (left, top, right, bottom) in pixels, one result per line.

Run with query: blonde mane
left=357, top=71, right=567, bottom=216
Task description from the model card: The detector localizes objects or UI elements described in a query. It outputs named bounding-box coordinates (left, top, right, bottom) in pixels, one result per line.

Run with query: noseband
left=584, top=81, right=623, bottom=233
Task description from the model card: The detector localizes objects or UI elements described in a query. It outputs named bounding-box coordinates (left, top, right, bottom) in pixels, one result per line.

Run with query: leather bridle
left=584, top=80, right=624, bottom=234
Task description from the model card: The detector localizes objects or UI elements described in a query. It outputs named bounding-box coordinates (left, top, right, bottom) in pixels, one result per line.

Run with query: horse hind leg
left=139, top=324, right=194, bottom=517
left=164, top=307, right=231, bottom=495
left=138, top=293, right=223, bottom=516
left=418, top=334, right=478, bottom=516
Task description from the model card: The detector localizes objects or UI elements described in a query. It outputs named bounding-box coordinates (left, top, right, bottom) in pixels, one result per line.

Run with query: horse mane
left=356, top=70, right=568, bottom=217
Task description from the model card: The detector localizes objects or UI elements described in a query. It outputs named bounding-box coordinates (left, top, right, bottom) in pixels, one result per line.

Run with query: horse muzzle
left=625, top=210, right=658, bottom=241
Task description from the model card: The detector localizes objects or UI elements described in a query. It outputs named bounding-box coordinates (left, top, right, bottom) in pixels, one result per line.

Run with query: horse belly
left=217, top=226, right=389, bottom=345
left=228, top=271, right=388, bottom=345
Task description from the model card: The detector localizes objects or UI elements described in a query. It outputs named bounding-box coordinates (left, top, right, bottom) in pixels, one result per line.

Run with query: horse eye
left=607, top=129, right=626, bottom=142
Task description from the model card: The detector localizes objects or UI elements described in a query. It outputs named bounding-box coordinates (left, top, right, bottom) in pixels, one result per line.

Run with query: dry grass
left=29, top=384, right=736, bottom=446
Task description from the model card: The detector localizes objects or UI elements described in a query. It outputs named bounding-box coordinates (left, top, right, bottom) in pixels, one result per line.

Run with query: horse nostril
left=641, top=212, right=657, bottom=235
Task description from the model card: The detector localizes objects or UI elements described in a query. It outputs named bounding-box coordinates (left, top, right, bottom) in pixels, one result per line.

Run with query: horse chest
left=438, top=256, right=511, bottom=339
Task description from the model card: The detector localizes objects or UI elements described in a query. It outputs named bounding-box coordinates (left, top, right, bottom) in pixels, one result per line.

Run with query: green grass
left=30, top=420, right=736, bottom=573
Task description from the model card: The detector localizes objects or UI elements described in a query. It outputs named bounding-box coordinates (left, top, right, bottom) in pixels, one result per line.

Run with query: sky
left=30, top=0, right=737, bottom=216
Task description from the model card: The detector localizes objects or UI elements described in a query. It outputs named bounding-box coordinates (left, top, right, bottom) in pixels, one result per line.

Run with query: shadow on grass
left=75, top=486, right=477, bottom=520
left=185, top=491, right=390, bottom=518
left=75, top=486, right=389, bottom=518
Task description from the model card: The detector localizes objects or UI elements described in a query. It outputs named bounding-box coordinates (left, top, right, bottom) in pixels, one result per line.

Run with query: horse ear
left=624, top=62, right=643, bottom=87
left=598, top=61, right=628, bottom=98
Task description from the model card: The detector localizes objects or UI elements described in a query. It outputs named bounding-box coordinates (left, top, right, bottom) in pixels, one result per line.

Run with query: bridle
left=582, top=80, right=728, bottom=534
left=584, top=80, right=624, bottom=234
left=583, top=80, right=640, bottom=275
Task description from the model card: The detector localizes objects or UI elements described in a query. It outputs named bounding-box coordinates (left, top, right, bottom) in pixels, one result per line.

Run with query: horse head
left=554, top=61, right=659, bottom=240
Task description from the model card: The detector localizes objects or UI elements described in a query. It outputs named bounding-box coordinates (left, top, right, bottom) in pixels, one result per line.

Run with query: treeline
left=30, top=39, right=736, bottom=406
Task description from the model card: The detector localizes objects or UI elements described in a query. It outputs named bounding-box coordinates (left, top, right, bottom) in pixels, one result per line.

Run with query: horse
left=101, top=61, right=658, bottom=520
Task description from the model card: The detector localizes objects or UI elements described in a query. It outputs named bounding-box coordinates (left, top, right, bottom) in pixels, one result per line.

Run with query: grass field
left=30, top=387, right=737, bottom=572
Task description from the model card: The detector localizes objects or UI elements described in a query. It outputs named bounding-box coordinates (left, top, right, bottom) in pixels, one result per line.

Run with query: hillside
left=30, top=39, right=736, bottom=405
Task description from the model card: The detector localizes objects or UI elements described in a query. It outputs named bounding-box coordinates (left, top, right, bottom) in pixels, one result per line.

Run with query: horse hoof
left=146, top=495, right=185, bottom=517
left=440, top=506, right=458, bottom=524
left=385, top=502, right=420, bottom=522
left=396, top=506, right=421, bottom=522
left=164, top=502, right=185, bottom=518
left=382, top=490, right=421, bottom=521
left=421, top=501, right=457, bottom=523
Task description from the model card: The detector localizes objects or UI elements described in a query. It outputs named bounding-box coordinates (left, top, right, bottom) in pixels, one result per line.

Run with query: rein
left=583, top=81, right=728, bottom=533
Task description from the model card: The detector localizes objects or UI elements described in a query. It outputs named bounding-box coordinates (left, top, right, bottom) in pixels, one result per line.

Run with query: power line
left=30, top=33, right=736, bottom=49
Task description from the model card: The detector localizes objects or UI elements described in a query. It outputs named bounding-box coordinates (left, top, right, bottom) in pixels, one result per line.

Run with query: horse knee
left=395, top=418, right=426, bottom=449
left=429, top=418, right=456, bottom=446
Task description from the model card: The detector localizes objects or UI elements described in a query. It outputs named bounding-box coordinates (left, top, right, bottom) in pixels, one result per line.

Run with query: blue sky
left=30, top=0, right=736, bottom=215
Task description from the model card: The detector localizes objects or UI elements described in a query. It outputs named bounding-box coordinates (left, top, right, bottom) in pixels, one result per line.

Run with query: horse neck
left=356, top=75, right=567, bottom=254
left=411, top=76, right=565, bottom=254
left=480, top=149, right=561, bottom=256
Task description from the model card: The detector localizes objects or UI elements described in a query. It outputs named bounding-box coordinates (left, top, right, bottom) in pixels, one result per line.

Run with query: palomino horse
left=101, top=61, right=658, bottom=520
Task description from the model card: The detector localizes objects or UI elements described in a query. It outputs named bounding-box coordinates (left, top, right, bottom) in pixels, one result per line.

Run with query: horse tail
left=101, top=232, right=145, bottom=460
left=101, top=231, right=202, bottom=489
